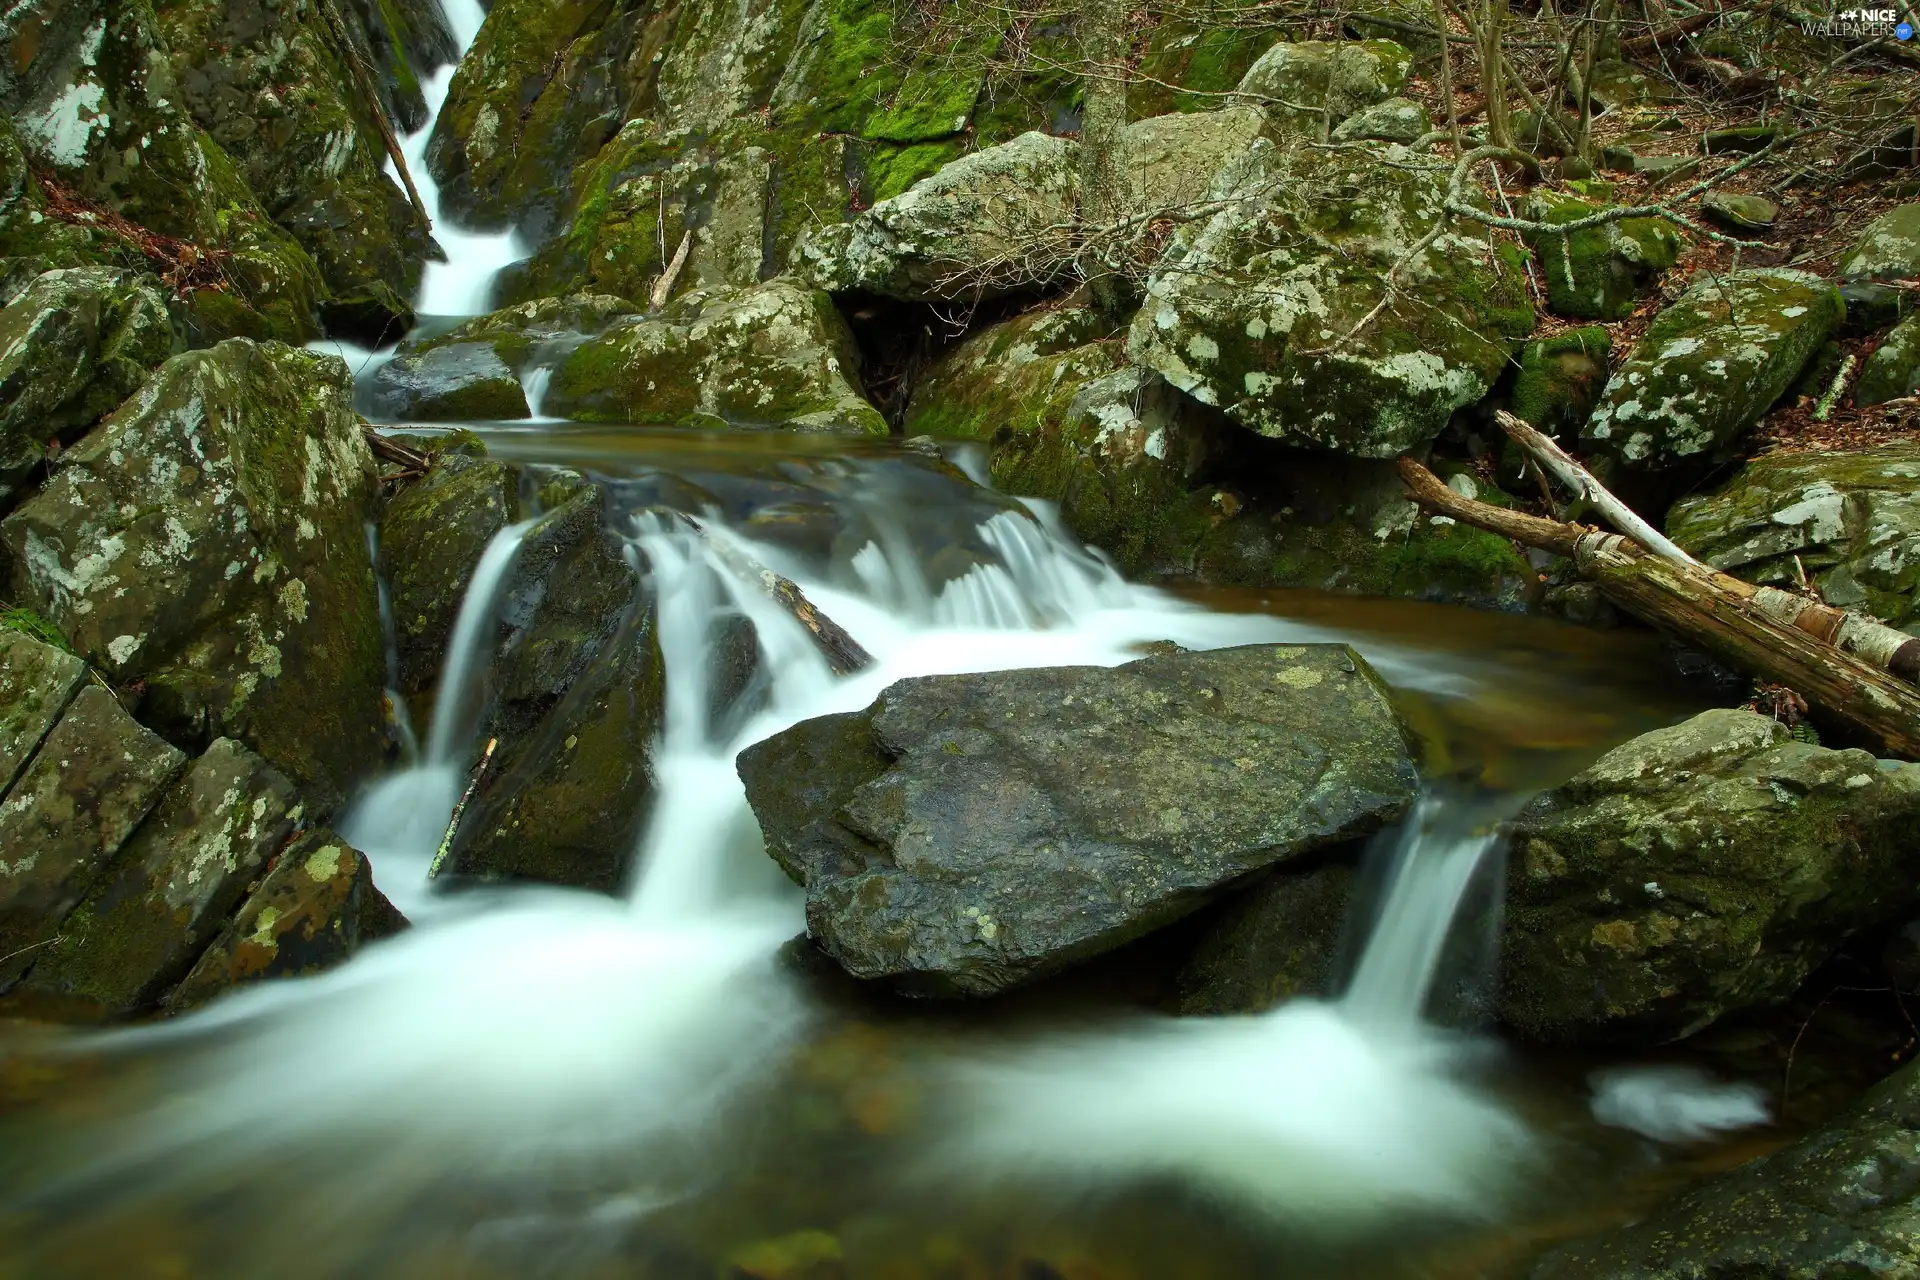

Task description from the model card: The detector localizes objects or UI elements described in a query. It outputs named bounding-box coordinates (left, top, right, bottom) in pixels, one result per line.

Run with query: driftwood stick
left=671, top=514, right=874, bottom=675
left=363, top=427, right=430, bottom=472
left=650, top=232, right=692, bottom=311
left=1397, top=458, right=1920, bottom=757
left=429, top=737, right=497, bottom=879
left=316, top=0, right=431, bottom=230
left=1493, top=410, right=1697, bottom=563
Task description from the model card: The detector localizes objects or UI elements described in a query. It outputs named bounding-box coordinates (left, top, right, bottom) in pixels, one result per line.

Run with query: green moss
left=1132, top=22, right=1279, bottom=116
left=866, top=140, right=967, bottom=202
left=0, top=606, right=75, bottom=654
left=1523, top=190, right=1682, bottom=321
left=1509, top=326, right=1612, bottom=437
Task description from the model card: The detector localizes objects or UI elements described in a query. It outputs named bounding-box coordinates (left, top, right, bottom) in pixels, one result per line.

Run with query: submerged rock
left=545, top=280, right=885, bottom=433
left=1501, top=709, right=1920, bottom=1044
left=1531, top=1054, right=1920, bottom=1278
left=1127, top=139, right=1534, bottom=457
left=1583, top=268, right=1842, bottom=467
left=0, top=266, right=177, bottom=502
left=1521, top=188, right=1682, bottom=321
left=0, top=685, right=187, bottom=989
left=738, top=643, right=1418, bottom=997
left=1666, top=441, right=1920, bottom=630
left=167, top=827, right=405, bottom=1008
left=11, top=739, right=302, bottom=1019
left=1, top=340, right=386, bottom=806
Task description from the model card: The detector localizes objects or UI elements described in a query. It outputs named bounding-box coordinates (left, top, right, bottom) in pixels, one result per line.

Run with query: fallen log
left=363, top=426, right=430, bottom=473
left=1397, top=457, right=1920, bottom=759
left=1494, top=410, right=1696, bottom=563
left=672, top=513, right=874, bottom=676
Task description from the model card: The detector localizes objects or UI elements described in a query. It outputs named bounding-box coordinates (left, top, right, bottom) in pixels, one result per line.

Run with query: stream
left=0, top=5, right=1865, bottom=1276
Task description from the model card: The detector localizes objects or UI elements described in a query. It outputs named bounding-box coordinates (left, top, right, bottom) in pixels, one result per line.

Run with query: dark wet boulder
left=0, top=685, right=187, bottom=989
left=1, top=340, right=386, bottom=807
left=1127, top=139, right=1534, bottom=458
left=0, top=266, right=177, bottom=503
left=1582, top=268, right=1842, bottom=468
left=1176, top=861, right=1354, bottom=1014
left=1530, top=1054, right=1920, bottom=1279
left=10, top=739, right=302, bottom=1020
left=1666, top=442, right=1920, bottom=631
left=379, top=448, right=514, bottom=697
left=167, top=827, right=405, bottom=1009
left=1501, top=709, right=1920, bottom=1044
left=370, top=341, right=529, bottom=421
left=738, top=643, right=1418, bottom=997
left=0, top=625, right=87, bottom=794
left=545, top=280, right=886, bottom=434
left=1521, top=187, right=1682, bottom=321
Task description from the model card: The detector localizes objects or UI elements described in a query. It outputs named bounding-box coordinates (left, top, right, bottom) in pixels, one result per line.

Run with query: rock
left=1666, top=441, right=1920, bottom=629
left=451, top=509, right=665, bottom=893
left=0, top=0, right=327, bottom=343
left=10, top=739, right=302, bottom=1019
left=0, top=686, right=187, bottom=989
left=1839, top=202, right=1920, bottom=284
left=379, top=449, right=514, bottom=697
left=1521, top=189, right=1682, bottom=321
left=1701, top=190, right=1779, bottom=232
left=1501, top=709, right=1920, bottom=1044
left=369, top=342, right=530, bottom=421
left=167, top=828, right=405, bottom=1008
left=1582, top=268, right=1842, bottom=467
left=1331, top=96, right=1432, bottom=143
left=1856, top=313, right=1920, bottom=407
left=1123, top=106, right=1267, bottom=211
left=722, top=1229, right=845, bottom=1280
left=1128, top=139, right=1534, bottom=457
left=544, top=280, right=886, bottom=434
left=1233, top=39, right=1412, bottom=135
left=737, top=643, right=1418, bottom=997
left=795, top=131, right=1080, bottom=302
left=1529, top=1055, right=1920, bottom=1278
left=1, top=340, right=387, bottom=807
left=1176, top=861, right=1354, bottom=1014
left=0, top=625, right=86, bottom=796
left=0, top=266, right=177, bottom=502
left=1840, top=279, right=1910, bottom=336
left=1508, top=327, right=1612, bottom=439
left=1702, top=124, right=1779, bottom=154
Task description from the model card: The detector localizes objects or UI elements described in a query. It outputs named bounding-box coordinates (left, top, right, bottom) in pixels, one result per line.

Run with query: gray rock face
left=1501, top=709, right=1920, bottom=1044
left=0, top=685, right=187, bottom=989
left=1583, top=268, right=1842, bottom=467
left=1127, top=140, right=1534, bottom=457
left=1531, top=1055, right=1920, bottom=1279
left=1666, top=442, right=1920, bottom=630
left=1857, top=312, right=1920, bottom=407
left=369, top=342, right=530, bottom=421
left=1331, top=96, right=1432, bottom=143
left=0, top=627, right=87, bottom=795
left=0, top=266, right=176, bottom=501
left=1233, top=38, right=1413, bottom=135
left=738, top=643, right=1418, bottom=997
left=1123, top=106, right=1267, bottom=211
left=1840, top=202, right=1920, bottom=284
left=1, top=339, right=386, bottom=806
left=12, top=738, right=302, bottom=1019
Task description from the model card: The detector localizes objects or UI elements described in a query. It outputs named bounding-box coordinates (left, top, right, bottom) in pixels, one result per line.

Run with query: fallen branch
left=1815, top=355, right=1857, bottom=422
left=429, top=736, right=497, bottom=879
left=674, top=514, right=873, bottom=675
left=362, top=426, right=430, bottom=473
left=315, top=0, right=430, bottom=231
left=650, top=231, right=692, bottom=311
left=1398, top=457, right=1920, bottom=756
left=1493, top=410, right=1696, bottom=562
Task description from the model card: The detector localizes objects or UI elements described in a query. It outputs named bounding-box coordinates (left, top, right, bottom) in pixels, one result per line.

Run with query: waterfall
left=423, top=520, right=536, bottom=764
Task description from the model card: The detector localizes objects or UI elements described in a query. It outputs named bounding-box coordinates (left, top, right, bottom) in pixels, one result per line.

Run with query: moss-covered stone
left=1857, top=312, right=1920, bottom=407
left=0, top=266, right=178, bottom=503
left=1521, top=190, right=1682, bottom=321
left=1667, top=441, right=1920, bottom=630
left=379, top=450, right=514, bottom=696
left=1128, top=140, right=1534, bottom=457
left=1331, top=95, right=1432, bottom=143
left=1501, top=709, right=1920, bottom=1044
left=1176, top=861, right=1354, bottom=1014
left=0, top=626, right=86, bottom=797
left=1584, top=268, right=1842, bottom=467
left=546, top=279, right=885, bottom=432
left=1130, top=21, right=1278, bottom=117
left=1, top=340, right=386, bottom=808
left=1233, top=38, right=1412, bottom=138
left=1508, top=326, right=1612, bottom=439
left=1839, top=202, right=1920, bottom=283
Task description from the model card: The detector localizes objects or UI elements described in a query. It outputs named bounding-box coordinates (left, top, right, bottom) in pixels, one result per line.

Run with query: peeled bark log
left=1494, top=410, right=1696, bottom=563
left=1396, top=457, right=1920, bottom=759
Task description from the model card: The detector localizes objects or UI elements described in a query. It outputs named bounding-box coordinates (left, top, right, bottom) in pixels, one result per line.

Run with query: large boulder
left=1530, top=1055, right=1920, bottom=1279
left=738, top=643, right=1418, bottom=997
left=1521, top=188, right=1682, bottom=321
left=0, top=684, right=187, bottom=989
left=1582, top=268, right=1842, bottom=468
left=0, top=266, right=176, bottom=502
left=1127, top=140, right=1535, bottom=457
left=1667, top=442, right=1920, bottom=630
left=1233, top=38, right=1412, bottom=136
left=1123, top=106, right=1268, bottom=211
left=0, top=626, right=87, bottom=794
left=1, top=340, right=387, bottom=806
left=1175, top=861, right=1354, bottom=1014
left=1507, top=326, right=1612, bottom=440
left=1501, top=709, right=1920, bottom=1044
left=9, top=738, right=302, bottom=1019
left=544, top=280, right=886, bottom=433
left=166, top=827, right=405, bottom=1009
left=1839, top=202, right=1920, bottom=284
left=1856, top=312, right=1920, bottom=407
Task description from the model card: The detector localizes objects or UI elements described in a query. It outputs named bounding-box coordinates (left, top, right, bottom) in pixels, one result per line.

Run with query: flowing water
left=0, top=6, right=1825, bottom=1274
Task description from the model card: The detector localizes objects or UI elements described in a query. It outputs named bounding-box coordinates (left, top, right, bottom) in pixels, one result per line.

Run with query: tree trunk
left=1078, top=0, right=1132, bottom=321
left=1397, top=458, right=1920, bottom=760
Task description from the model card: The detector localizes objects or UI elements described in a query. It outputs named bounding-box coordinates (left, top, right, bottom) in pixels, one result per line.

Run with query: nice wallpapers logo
left=1806, top=6, right=1916, bottom=37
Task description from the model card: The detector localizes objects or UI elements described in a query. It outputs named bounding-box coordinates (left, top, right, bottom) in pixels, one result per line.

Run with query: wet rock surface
left=739, top=643, right=1417, bottom=997
left=1501, top=709, right=1920, bottom=1044
left=370, top=341, right=530, bottom=421
left=1175, top=860, right=1355, bottom=1014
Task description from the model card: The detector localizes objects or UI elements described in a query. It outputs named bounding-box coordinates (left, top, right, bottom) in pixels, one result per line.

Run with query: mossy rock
left=1857, top=312, right=1920, bottom=408
left=1584, top=268, right=1842, bottom=467
left=1521, top=190, right=1682, bottom=321
left=1667, top=441, right=1920, bottom=630
left=1508, top=326, right=1612, bottom=439
left=379, top=449, right=514, bottom=696
left=1840, top=202, right=1920, bottom=283
left=1233, top=38, right=1412, bottom=138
